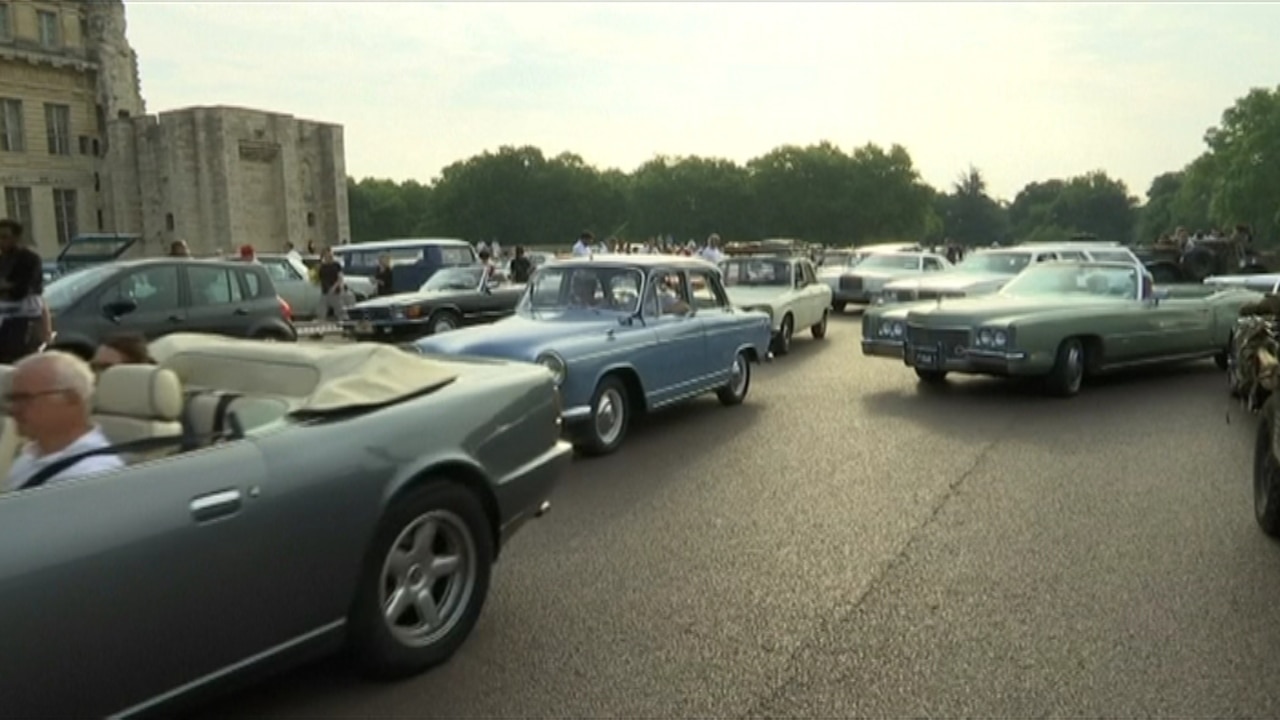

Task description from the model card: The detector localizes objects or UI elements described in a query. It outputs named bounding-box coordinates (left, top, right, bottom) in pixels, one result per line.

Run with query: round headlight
left=993, top=331, right=1008, bottom=348
left=892, top=322, right=905, bottom=338
left=879, top=321, right=892, bottom=337
left=537, top=352, right=567, bottom=386
left=978, top=329, right=993, bottom=346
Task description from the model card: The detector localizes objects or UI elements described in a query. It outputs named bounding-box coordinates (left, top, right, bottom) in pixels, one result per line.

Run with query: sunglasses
left=4, top=388, right=71, bottom=405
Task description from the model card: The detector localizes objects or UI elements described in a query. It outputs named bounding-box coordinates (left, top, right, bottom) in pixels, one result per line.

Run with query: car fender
left=381, top=449, right=504, bottom=557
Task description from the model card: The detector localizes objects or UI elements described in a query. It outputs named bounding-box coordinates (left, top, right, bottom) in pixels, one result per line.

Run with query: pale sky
left=123, top=1, right=1277, bottom=202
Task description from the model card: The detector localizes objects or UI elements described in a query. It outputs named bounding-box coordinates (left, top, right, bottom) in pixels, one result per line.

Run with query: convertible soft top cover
left=149, top=333, right=459, bottom=413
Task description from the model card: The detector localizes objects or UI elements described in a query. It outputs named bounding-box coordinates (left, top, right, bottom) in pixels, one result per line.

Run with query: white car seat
left=93, top=365, right=184, bottom=462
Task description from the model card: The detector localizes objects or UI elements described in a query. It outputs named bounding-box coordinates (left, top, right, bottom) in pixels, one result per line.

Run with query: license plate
left=355, top=321, right=373, bottom=334
left=912, top=346, right=940, bottom=369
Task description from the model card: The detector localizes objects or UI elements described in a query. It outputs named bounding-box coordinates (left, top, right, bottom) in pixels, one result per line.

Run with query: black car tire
left=252, top=328, right=292, bottom=342
left=1044, top=337, right=1085, bottom=398
left=811, top=310, right=829, bottom=339
left=772, top=314, right=794, bottom=356
left=832, top=301, right=847, bottom=313
left=1255, top=409, right=1280, bottom=538
left=715, top=350, right=752, bottom=406
left=915, top=368, right=947, bottom=384
left=349, top=480, right=494, bottom=680
left=427, top=310, right=461, bottom=335
left=578, top=375, right=631, bottom=457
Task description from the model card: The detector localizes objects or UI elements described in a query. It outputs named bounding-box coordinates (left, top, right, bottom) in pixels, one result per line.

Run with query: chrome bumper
left=862, top=339, right=905, bottom=359
left=904, top=343, right=1034, bottom=375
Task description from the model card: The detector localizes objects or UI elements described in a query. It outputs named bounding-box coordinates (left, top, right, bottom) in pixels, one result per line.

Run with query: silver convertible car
left=0, top=334, right=569, bottom=717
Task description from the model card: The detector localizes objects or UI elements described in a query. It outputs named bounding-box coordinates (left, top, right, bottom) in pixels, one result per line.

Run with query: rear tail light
left=277, top=296, right=293, bottom=322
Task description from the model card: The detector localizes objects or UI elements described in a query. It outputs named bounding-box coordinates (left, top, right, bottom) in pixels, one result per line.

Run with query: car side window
left=802, top=261, right=818, bottom=285
left=262, top=259, right=298, bottom=283
left=98, top=266, right=181, bottom=313
left=652, top=270, right=691, bottom=316
left=188, top=265, right=238, bottom=307
left=1057, top=251, right=1086, bottom=261
left=923, top=257, right=945, bottom=272
left=238, top=269, right=264, bottom=298
left=688, top=270, right=724, bottom=309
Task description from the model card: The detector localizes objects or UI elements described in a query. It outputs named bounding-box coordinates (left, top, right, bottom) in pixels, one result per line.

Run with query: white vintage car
left=718, top=255, right=833, bottom=355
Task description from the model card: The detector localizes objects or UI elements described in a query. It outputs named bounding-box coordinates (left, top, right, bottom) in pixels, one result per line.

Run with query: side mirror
left=102, top=298, right=138, bottom=320
left=1148, top=288, right=1170, bottom=305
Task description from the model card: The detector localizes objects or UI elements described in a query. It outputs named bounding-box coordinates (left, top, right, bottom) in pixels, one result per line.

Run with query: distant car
left=44, top=258, right=297, bottom=358
left=0, top=333, right=568, bottom=717
left=344, top=265, right=526, bottom=341
left=232, top=253, right=365, bottom=320
left=819, top=250, right=951, bottom=312
left=333, top=238, right=478, bottom=295
left=860, top=260, right=1259, bottom=397
left=878, top=244, right=1143, bottom=304
left=718, top=255, right=833, bottom=355
left=414, top=255, right=772, bottom=455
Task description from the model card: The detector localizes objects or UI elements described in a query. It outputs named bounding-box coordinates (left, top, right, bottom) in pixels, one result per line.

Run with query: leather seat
left=0, top=365, right=20, bottom=487
left=93, top=365, right=184, bottom=462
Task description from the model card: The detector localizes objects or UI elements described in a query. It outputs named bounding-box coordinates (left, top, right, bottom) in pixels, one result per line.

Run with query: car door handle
left=190, top=489, right=242, bottom=522
left=167, top=315, right=183, bottom=323
left=233, top=308, right=249, bottom=316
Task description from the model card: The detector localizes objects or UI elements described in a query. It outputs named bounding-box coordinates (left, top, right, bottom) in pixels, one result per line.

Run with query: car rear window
left=237, top=268, right=267, bottom=298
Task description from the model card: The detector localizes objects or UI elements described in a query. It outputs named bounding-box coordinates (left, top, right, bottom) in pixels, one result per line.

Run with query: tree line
left=347, top=85, right=1280, bottom=249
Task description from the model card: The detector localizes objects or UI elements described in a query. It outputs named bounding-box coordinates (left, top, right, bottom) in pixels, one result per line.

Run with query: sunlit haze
left=125, top=1, right=1277, bottom=200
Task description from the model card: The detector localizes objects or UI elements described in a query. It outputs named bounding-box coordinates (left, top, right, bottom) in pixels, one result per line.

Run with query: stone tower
left=79, top=0, right=145, bottom=121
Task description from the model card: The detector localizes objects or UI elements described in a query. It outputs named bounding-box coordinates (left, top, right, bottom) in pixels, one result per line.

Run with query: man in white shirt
left=572, top=232, right=594, bottom=257
left=700, top=233, right=725, bottom=264
left=284, top=242, right=304, bottom=263
left=7, top=351, right=123, bottom=491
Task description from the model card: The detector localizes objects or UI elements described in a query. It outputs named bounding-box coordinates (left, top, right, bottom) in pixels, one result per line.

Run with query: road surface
left=201, top=312, right=1277, bottom=717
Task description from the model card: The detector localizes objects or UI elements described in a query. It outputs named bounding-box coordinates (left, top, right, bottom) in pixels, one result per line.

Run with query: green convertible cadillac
left=861, top=260, right=1261, bottom=397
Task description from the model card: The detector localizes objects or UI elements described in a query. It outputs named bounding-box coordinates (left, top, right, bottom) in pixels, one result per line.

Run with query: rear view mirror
left=103, top=298, right=138, bottom=320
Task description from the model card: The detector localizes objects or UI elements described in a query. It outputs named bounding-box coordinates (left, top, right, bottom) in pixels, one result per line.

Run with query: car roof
left=332, top=238, right=472, bottom=251
left=544, top=254, right=718, bottom=269
left=112, top=257, right=268, bottom=271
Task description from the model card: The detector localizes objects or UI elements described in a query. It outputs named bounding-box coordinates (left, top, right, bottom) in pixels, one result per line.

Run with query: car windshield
left=519, top=265, right=644, bottom=314
left=821, top=253, right=855, bottom=268
left=1000, top=263, right=1140, bottom=299
left=857, top=254, right=920, bottom=271
left=422, top=266, right=483, bottom=292
left=44, top=264, right=117, bottom=312
left=957, top=251, right=1032, bottom=275
left=719, top=259, right=793, bottom=287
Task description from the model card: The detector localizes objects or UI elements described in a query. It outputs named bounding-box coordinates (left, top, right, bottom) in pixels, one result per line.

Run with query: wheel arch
left=383, top=458, right=504, bottom=561
left=596, top=363, right=648, bottom=415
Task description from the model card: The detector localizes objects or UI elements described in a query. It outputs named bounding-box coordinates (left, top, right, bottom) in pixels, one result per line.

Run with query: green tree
left=1135, top=171, right=1183, bottom=243
left=935, top=165, right=1010, bottom=246
left=1203, top=85, right=1280, bottom=241
left=627, top=155, right=755, bottom=241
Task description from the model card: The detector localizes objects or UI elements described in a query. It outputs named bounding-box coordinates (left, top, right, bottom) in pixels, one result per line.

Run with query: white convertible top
left=148, top=333, right=458, bottom=413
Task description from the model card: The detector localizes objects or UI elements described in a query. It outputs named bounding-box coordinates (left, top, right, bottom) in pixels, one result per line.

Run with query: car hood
left=885, top=271, right=1010, bottom=292
left=833, top=269, right=901, bottom=281
left=416, top=313, right=623, bottom=359
left=355, top=288, right=476, bottom=309
left=725, top=287, right=791, bottom=306
left=905, top=294, right=1123, bottom=326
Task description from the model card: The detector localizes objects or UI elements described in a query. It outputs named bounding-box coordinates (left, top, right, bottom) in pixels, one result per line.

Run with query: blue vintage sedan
left=415, top=255, right=773, bottom=455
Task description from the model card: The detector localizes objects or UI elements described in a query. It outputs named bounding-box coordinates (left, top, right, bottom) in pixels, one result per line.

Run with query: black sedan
left=343, top=266, right=526, bottom=341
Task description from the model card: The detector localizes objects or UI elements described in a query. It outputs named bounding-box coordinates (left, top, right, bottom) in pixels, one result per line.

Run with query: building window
left=0, top=3, right=12, bottom=41
left=92, top=138, right=100, bottom=156
left=53, top=189, right=77, bottom=246
left=0, top=98, right=22, bottom=152
left=165, top=213, right=175, bottom=231
left=36, top=10, right=59, bottom=48
left=93, top=172, right=100, bottom=192
left=44, top=104, right=70, bottom=156
left=306, top=211, right=316, bottom=228
left=3, top=187, right=32, bottom=236
left=96, top=208, right=104, bottom=231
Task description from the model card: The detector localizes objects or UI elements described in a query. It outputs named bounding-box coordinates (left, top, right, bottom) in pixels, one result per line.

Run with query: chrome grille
left=907, top=326, right=970, bottom=357
left=349, top=307, right=393, bottom=321
left=915, top=290, right=940, bottom=301
left=839, top=276, right=863, bottom=291
left=894, top=289, right=919, bottom=302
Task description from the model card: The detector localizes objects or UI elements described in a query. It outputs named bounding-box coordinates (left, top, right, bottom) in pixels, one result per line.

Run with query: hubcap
left=782, top=320, right=793, bottom=349
left=729, top=355, right=748, bottom=396
left=594, top=387, right=626, bottom=446
left=433, top=316, right=456, bottom=334
left=379, top=510, right=475, bottom=647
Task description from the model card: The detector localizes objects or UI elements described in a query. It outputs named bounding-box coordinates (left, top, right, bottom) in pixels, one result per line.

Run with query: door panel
left=183, top=265, right=255, bottom=337
left=645, top=270, right=707, bottom=403
left=88, top=264, right=187, bottom=340
left=0, top=441, right=277, bottom=716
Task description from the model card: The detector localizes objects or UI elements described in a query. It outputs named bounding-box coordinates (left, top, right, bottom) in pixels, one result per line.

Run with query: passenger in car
left=91, top=333, right=155, bottom=374
left=6, top=351, right=123, bottom=491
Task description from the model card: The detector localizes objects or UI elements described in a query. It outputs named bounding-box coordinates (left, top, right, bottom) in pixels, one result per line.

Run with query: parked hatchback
left=44, top=258, right=296, bottom=358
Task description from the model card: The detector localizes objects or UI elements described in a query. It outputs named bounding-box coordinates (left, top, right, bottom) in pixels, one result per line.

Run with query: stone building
left=0, top=0, right=144, bottom=256
left=104, top=106, right=350, bottom=257
left=0, top=0, right=349, bottom=258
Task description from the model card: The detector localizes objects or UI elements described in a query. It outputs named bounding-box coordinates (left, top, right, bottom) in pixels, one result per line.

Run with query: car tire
left=716, top=350, right=752, bottom=406
left=1215, top=336, right=1231, bottom=372
left=1044, top=337, right=1085, bottom=398
left=772, top=314, right=794, bottom=356
left=1255, top=407, right=1280, bottom=538
left=578, top=375, right=630, bottom=457
left=811, top=310, right=829, bottom=339
left=915, top=368, right=947, bottom=384
left=427, top=310, right=460, bottom=335
left=832, top=301, right=847, bottom=314
left=348, top=480, right=494, bottom=680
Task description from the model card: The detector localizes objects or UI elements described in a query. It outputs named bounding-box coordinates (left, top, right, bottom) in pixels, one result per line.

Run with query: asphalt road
left=199, top=312, right=1279, bottom=718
